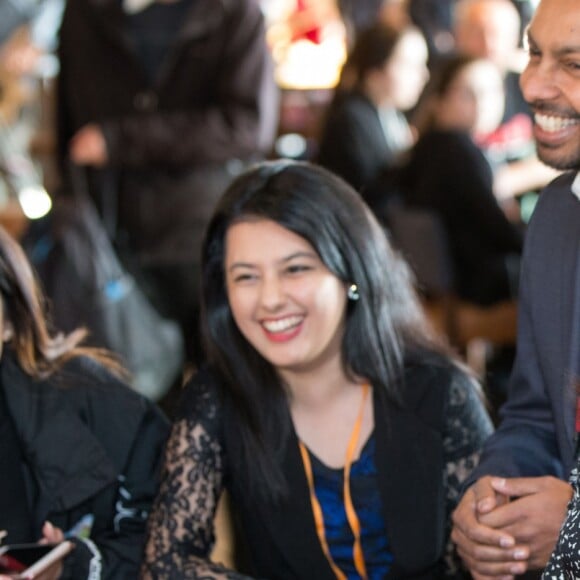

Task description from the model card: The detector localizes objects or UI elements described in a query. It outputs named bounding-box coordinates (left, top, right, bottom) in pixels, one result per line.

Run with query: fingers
left=490, top=475, right=572, bottom=500
left=452, top=483, right=516, bottom=549
left=472, top=476, right=510, bottom=514
left=40, top=521, right=65, bottom=544
left=453, top=525, right=530, bottom=577
left=452, top=479, right=525, bottom=578
left=451, top=508, right=518, bottom=554
left=481, top=477, right=572, bottom=537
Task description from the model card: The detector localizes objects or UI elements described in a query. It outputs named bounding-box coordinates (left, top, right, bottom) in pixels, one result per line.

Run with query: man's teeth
left=535, top=113, right=579, bottom=132
left=263, top=316, right=302, bottom=333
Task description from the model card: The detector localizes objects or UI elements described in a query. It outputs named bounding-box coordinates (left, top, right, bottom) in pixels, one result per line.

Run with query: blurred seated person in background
left=0, top=226, right=169, bottom=578
left=141, top=160, right=493, bottom=579
left=453, top=0, right=558, bottom=202
left=316, top=23, right=429, bottom=196
left=398, top=55, right=523, bottom=307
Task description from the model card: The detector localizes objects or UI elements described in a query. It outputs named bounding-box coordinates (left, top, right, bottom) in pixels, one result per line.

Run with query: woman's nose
left=259, top=274, right=285, bottom=309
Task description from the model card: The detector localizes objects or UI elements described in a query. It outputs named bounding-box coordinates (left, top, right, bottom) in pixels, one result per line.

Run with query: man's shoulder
left=540, top=171, right=577, bottom=200
left=528, top=171, right=579, bottom=230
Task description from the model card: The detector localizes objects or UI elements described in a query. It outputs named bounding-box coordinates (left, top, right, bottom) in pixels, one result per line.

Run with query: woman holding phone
left=0, top=226, right=169, bottom=579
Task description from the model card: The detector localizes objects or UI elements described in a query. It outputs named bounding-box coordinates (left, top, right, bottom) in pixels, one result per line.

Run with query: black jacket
left=1, top=350, right=170, bottom=579
left=227, top=357, right=480, bottom=579
left=400, top=129, right=523, bottom=305
left=144, top=353, right=492, bottom=578
left=317, top=91, right=411, bottom=194
left=57, top=0, right=277, bottom=263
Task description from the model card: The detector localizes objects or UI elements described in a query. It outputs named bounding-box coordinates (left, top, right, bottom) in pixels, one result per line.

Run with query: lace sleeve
left=442, top=370, right=494, bottom=577
left=140, top=377, right=252, bottom=579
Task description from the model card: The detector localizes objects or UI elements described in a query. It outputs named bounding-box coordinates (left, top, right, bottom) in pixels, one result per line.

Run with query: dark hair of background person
left=200, top=160, right=445, bottom=501
left=0, top=226, right=124, bottom=380
left=339, top=21, right=417, bottom=92
left=412, top=53, right=480, bottom=135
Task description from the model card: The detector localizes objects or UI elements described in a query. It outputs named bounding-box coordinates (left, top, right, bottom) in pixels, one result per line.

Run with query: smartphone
left=0, top=541, right=73, bottom=579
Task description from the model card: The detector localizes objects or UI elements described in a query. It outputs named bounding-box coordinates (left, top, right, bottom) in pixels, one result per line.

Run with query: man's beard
left=536, top=142, right=580, bottom=171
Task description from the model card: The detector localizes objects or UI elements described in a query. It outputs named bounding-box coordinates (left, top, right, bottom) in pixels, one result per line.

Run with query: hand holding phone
left=0, top=541, right=74, bottom=579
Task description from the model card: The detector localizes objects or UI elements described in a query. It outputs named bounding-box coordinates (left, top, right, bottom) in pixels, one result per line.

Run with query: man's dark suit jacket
left=468, top=171, right=580, bottom=484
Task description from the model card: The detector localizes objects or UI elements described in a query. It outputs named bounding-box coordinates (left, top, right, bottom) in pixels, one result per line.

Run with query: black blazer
left=317, top=91, right=409, bottom=193
left=1, top=350, right=170, bottom=578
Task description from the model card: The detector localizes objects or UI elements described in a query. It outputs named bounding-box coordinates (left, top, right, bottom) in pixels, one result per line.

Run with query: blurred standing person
left=316, top=23, right=429, bottom=197
left=451, top=0, right=580, bottom=576
left=453, top=0, right=558, bottom=203
left=57, top=0, right=279, bottom=365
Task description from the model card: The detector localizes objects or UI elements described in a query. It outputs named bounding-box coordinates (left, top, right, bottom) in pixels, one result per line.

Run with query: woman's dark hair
left=0, top=226, right=123, bottom=379
left=412, top=53, right=480, bottom=134
left=339, top=22, right=421, bottom=90
left=201, top=160, right=437, bottom=501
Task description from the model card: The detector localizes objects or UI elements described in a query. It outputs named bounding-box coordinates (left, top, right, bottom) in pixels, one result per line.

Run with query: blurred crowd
left=0, top=0, right=549, bottom=415
left=3, top=1, right=580, bottom=579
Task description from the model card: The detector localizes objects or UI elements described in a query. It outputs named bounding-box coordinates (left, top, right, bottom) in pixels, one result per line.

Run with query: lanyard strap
left=298, top=383, right=370, bottom=580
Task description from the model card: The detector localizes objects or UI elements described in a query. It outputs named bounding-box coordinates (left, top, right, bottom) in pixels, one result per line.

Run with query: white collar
left=572, top=172, right=580, bottom=201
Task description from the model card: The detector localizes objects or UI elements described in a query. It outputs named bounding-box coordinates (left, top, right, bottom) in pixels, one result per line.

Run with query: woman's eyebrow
left=280, top=251, right=318, bottom=263
left=227, top=251, right=318, bottom=272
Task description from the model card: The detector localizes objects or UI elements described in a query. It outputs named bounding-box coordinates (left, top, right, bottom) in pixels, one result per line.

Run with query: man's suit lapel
left=556, top=190, right=580, bottom=456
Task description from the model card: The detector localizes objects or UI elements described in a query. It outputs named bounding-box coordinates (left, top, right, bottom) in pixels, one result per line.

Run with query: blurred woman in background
left=316, top=23, right=429, bottom=196
left=398, top=55, right=523, bottom=306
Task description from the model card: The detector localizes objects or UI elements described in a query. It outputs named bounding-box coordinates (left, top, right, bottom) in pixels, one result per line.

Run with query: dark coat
left=57, top=0, right=278, bottom=263
left=467, top=172, right=580, bottom=485
left=317, top=91, right=411, bottom=193
left=400, top=129, right=523, bottom=306
left=1, top=350, right=170, bottom=579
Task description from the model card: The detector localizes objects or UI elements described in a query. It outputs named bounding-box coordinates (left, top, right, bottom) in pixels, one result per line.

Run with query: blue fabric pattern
left=308, top=434, right=393, bottom=579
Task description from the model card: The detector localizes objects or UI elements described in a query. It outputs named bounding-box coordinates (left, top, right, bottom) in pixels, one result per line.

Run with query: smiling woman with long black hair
left=142, top=160, right=493, bottom=579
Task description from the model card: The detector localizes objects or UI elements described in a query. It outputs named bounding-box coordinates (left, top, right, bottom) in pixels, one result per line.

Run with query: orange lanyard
left=298, top=383, right=370, bottom=580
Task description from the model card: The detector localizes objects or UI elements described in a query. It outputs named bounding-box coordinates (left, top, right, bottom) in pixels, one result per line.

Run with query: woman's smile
left=261, top=315, right=305, bottom=342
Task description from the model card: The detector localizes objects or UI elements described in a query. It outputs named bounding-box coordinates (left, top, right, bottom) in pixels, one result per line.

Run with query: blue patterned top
left=307, top=434, right=394, bottom=579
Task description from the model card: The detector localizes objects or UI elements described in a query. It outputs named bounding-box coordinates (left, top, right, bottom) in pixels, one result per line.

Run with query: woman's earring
left=2, top=322, right=13, bottom=342
left=347, top=283, right=360, bottom=301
